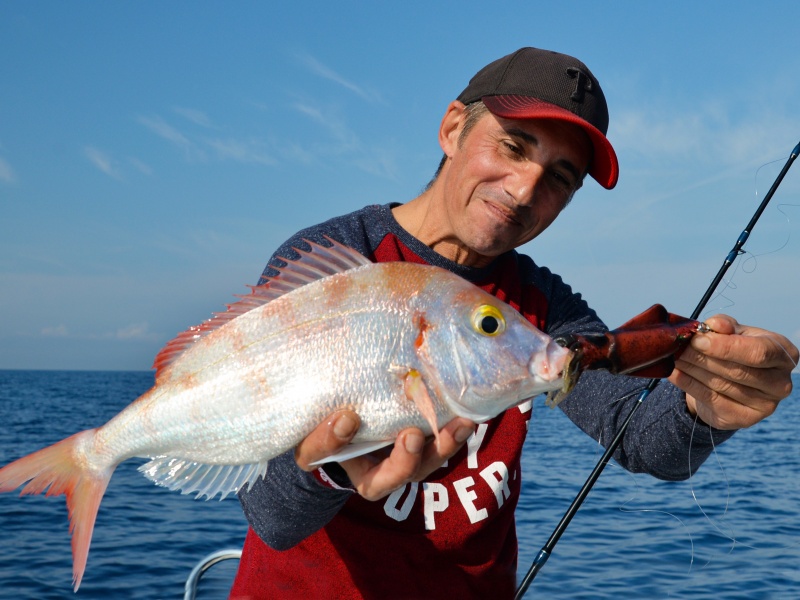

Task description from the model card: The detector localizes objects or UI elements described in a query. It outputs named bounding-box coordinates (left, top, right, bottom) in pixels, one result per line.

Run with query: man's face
left=439, top=106, right=592, bottom=261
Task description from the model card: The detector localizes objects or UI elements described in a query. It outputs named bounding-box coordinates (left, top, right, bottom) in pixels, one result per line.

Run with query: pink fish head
left=413, top=276, right=570, bottom=423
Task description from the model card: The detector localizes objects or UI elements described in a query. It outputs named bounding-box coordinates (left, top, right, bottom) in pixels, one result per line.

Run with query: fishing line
left=682, top=342, right=800, bottom=559
left=685, top=156, right=800, bottom=549
left=592, top=411, right=698, bottom=574
left=515, top=139, right=800, bottom=599
left=601, top=452, right=698, bottom=572
left=699, top=159, right=800, bottom=318
left=589, top=411, right=687, bottom=533
left=686, top=417, right=747, bottom=561
left=685, top=334, right=800, bottom=562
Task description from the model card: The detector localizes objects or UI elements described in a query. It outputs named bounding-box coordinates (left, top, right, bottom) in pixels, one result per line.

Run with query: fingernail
left=454, top=426, right=473, bottom=443
left=333, top=413, right=357, bottom=439
left=404, top=432, right=424, bottom=454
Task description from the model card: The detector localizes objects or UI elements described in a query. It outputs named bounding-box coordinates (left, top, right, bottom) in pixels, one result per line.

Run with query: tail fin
left=0, top=429, right=113, bottom=591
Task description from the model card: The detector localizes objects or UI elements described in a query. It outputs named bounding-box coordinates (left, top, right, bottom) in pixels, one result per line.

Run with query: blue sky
left=2, top=2, right=799, bottom=371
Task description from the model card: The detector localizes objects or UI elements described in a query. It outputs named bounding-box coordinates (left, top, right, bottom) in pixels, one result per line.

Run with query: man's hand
left=294, top=410, right=476, bottom=500
left=669, top=315, right=798, bottom=430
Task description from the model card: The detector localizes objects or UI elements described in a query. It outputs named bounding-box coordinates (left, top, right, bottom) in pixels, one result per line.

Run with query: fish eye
left=471, top=305, right=506, bottom=337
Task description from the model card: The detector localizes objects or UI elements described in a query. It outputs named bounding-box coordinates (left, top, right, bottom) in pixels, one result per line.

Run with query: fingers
left=668, top=314, right=798, bottom=430
left=294, top=411, right=476, bottom=501
left=684, top=318, right=797, bottom=400
left=695, top=315, right=798, bottom=371
left=414, top=418, right=476, bottom=481
left=294, top=410, right=360, bottom=471
left=339, top=429, right=426, bottom=500
left=340, top=418, right=476, bottom=501
left=674, top=347, right=790, bottom=405
left=670, top=366, right=777, bottom=430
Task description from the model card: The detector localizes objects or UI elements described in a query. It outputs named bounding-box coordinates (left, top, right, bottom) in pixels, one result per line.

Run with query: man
left=229, top=48, right=797, bottom=599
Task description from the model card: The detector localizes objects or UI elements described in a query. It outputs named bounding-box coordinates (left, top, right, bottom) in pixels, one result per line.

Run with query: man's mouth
left=482, top=198, right=523, bottom=227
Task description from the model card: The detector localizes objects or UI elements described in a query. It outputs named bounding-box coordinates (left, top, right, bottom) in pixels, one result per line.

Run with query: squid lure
left=547, top=304, right=711, bottom=408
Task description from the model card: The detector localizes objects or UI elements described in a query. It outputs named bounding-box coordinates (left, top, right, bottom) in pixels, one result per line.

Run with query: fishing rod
left=515, top=138, right=800, bottom=600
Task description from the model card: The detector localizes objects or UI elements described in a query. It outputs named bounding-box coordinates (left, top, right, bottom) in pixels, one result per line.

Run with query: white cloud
left=173, top=106, right=214, bottom=128
left=611, top=104, right=800, bottom=170
left=290, top=101, right=399, bottom=178
left=139, top=113, right=280, bottom=168
left=138, top=115, right=203, bottom=160
left=292, top=102, right=360, bottom=151
left=0, top=156, right=15, bottom=184
left=293, top=102, right=324, bottom=122
left=38, top=321, right=159, bottom=342
left=282, top=142, right=315, bottom=164
left=353, top=149, right=399, bottom=181
left=84, top=146, right=123, bottom=180
left=296, top=53, right=382, bottom=104
left=138, top=100, right=398, bottom=176
left=41, top=324, right=69, bottom=337
left=206, top=137, right=277, bottom=166
left=115, top=322, right=159, bottom=341
left=128, top=157, right=153, bottom=176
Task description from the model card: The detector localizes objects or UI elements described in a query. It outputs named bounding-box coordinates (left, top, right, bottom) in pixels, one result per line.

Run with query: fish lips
left=528, top=340, right=570, bottom=387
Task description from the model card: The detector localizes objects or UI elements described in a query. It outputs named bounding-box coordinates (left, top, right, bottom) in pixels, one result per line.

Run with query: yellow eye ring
left=471, top=305, right=506, bottom=337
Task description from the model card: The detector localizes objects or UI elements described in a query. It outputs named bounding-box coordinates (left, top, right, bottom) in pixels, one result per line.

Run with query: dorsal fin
left=152, top=237, right=372, bottom=381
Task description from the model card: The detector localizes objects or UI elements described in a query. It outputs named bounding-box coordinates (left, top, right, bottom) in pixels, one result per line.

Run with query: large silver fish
left=0, top=239, right=570, bottom=590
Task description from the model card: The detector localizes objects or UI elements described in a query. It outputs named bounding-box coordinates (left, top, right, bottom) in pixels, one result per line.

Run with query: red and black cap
left=457, top=47, right=619, bottom=189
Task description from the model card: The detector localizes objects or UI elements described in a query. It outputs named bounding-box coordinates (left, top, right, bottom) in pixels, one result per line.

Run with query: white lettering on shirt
left=518, top=399, right=533, bottom=431
left=423, top=482, right=449, bottom=530
left=384, top=482, right=418, bottom=522
left=379, top=417, right=522, bottom=528
left=479, top=461, right=511, bottom=509
left=466, top=424, right=488, bottom=469
left=452, top=476, right=489, bottom=524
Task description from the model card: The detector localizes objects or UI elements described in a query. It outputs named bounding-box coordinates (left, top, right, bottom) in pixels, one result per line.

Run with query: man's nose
left=507, top=162, right=545, bottom=206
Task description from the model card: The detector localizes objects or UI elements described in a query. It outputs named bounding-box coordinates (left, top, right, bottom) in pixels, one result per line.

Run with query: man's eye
left=502, top=141, right=524, bottom=156
left=551, top=170, right=574, bottom=189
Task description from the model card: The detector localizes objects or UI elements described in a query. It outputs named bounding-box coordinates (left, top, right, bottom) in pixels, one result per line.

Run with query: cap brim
left=482, top=95, right=619, bottom=189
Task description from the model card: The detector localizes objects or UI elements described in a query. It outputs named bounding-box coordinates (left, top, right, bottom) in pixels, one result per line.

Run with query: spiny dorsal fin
left=152, top=237, right=372, bottom=380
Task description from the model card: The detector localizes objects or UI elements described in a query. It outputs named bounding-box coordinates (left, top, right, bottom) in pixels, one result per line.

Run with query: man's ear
left=438, top=100, right=467, bottom=158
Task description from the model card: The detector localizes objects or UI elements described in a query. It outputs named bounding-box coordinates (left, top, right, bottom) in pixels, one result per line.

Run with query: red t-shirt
left=230, top=229, right=549, bottom=599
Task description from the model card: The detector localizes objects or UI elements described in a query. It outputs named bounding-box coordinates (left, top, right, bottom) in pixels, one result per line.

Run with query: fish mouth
left=528, top=339, right=571, bottom=386
left=539, top=340, right=579, bottom=409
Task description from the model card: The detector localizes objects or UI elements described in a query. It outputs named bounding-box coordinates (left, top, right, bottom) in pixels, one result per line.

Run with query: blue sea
left=0, top=370, right=797, bottom=599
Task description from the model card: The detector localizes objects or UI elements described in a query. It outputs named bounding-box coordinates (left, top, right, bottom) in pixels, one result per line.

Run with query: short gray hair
left=424, top=101, right=489, bottom=191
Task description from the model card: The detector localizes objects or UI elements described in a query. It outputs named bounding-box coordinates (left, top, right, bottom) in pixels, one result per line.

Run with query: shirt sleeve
left=238, top=451, right=353, bottom=550
left=534, top=260, right=736, bottom=481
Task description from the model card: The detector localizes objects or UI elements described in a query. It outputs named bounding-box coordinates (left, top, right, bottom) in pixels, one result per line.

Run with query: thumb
left=702, top=314, right=739, bottom=335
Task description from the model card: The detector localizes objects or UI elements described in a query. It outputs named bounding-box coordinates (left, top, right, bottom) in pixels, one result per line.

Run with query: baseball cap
left=457, top=47, right=619, bottom=189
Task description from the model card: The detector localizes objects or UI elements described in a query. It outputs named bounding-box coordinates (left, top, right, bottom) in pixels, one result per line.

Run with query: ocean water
left=0, top=370, right=797, bottom=599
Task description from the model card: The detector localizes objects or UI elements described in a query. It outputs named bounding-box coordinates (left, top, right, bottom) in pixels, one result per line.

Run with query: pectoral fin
left=404, top=368, right=441, bottom=445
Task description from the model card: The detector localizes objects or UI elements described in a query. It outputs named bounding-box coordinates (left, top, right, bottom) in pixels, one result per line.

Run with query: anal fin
left=138, top=456, right=269, bottom=500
